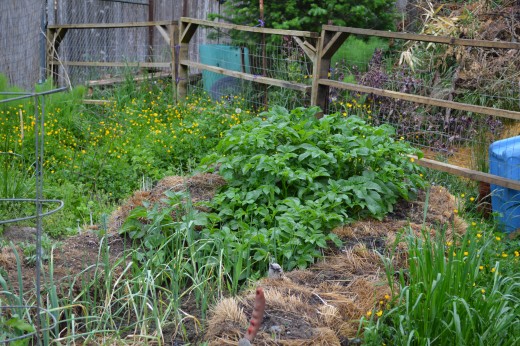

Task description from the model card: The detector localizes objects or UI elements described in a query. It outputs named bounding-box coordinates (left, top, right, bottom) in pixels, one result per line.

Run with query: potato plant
left=201, top=106, right=426, bottom=271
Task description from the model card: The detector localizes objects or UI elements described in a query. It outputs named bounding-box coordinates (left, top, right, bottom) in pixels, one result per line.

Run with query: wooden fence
left=46, top=21, right=178, bottom=89
left=45, top=17, right=520, bottom=191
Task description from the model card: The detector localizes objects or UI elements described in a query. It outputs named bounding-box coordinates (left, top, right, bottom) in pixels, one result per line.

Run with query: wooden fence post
left=46, top=27, right=68, bottom=86
left=177, top=18, right=198, bottom=101
left=311, top=28, right=348, bottom=112
left=169, top=23, right=178, bottom=102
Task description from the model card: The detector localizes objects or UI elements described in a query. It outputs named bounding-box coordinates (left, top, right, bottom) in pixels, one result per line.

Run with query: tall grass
left=363, top=200, right=520, bottom=345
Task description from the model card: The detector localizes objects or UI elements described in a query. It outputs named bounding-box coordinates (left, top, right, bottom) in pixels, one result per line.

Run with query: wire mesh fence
left=48, top=24, right=174, bottom=87
left=184, top=24, right=314, bottom=111
left=323, top=1, right=520, bottom=181
left=46, top=0, right=175, bottom=87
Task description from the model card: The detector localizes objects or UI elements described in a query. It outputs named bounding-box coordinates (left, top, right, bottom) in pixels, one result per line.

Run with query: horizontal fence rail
left=46, top=18, right=520, bottom=191
left=313, top=25, right=520, bottom=191
left=177, top=17, right=319, bottom=108
left=46, top=21, right=178, bottom=87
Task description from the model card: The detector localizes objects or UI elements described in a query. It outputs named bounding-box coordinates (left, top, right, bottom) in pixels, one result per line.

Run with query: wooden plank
left=411, top=155, right=520, bottom=191
left=304, top=40, right=317, bottom=54
left=82, top=99, right=115, bottom=105
left=180, top=22, right=198, bottom=43
left=86, top=72, right=171, bottom=87
left=48, top=21, right=177, bottom=29
left=155, top=24, right=170, bottom=45
left=47, top=27, right=69, bottom=84
left=181, top=60, right=311, bottom=92
left=292, top=36, right=316, bottom=60
left=323, top=25, right=520, bottom=50
left=319, top=79, right=520, bottom=121
left=321, top=32, right=348, bottom=59
left=169, top=23, right=177, bottom=102
left=181, top=17, right=319, bottom=38
left=50, top=61, right=171, bottom=68
left=177, top=20, right=194, bottom=100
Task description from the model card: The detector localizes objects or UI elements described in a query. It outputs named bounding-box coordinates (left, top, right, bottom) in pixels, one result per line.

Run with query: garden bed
left=1, top=183, right=464, bottom=345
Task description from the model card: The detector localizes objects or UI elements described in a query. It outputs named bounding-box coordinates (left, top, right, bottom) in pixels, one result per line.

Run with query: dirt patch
left=0, top=230, right=126, bottom=295
left=204, top=186, right=467, bottom=345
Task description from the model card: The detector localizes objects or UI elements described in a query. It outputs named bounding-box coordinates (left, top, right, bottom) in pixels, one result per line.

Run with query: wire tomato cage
left=0, top=87, right=67, bottom=345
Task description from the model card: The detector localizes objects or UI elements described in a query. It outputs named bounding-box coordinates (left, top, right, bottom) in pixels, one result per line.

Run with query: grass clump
left=363, top=211, right=520, bottom=345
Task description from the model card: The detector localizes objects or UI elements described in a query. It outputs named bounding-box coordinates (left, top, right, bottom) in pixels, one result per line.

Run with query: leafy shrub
left=214, top=0, right=396, bottom=34
left=201, top=106, right=426, bottom=270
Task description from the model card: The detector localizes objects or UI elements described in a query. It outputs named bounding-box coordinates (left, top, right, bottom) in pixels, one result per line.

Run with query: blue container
left=489, top=136, right=520, bottom=233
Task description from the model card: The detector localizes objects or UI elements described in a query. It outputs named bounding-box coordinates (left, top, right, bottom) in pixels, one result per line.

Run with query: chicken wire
left=0, top=0, right=45, bottom=90
left=48, top=0, right=174, bottom=87
left=186, top=25, right=313, bottom=111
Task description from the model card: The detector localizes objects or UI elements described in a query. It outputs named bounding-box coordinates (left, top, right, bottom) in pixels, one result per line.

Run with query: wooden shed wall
left=0, top=0, right=43, bottom=90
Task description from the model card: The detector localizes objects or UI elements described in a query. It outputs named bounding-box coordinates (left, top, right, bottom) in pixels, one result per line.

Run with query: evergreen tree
left=214, top=0, right=397, bottom=32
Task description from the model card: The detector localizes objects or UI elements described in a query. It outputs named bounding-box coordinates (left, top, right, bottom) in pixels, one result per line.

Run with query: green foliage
left=214, top=0, right=396, bottom=33
left=119, top=190, right=224, bottom=315
left=0, top=72, right=254, bottom=233
left=363, top=214, right=520, bottom=345
left=201, top=106, right=426, bottom=271
left=20, top=233, right=55, bottom=265
left=331, top=36, right=390, bottom=73
left=0, top=313, right=34, bottom=346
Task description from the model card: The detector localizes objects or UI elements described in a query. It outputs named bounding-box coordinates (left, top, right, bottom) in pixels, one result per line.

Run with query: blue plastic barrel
left=489, top=136, right=520, bottom=233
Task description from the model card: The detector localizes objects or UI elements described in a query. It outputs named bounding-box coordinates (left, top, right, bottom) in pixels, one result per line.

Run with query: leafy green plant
left=201, top=106, right=426, bottom=271
left=0, top=243, right=36, bottom=346
left=0, top=313, right=35, bottom=346
left=20, top=233, right=56, bottom=265
left=119, top=189, right=225, bottom=315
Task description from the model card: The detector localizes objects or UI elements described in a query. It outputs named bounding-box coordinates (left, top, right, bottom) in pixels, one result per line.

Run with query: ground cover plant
left=198, top=106, right=426, bottom=273
left=0, top=75, right=253, bottom=233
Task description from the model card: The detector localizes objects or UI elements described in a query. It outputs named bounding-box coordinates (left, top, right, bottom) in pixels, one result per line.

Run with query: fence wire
left=326, top=1, right=520, bottom=179
left=48, top=0, right=173, bottom=86
left=186, top=26, right=313, bottom=111
left=0, top=88, right=67, bottom=345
